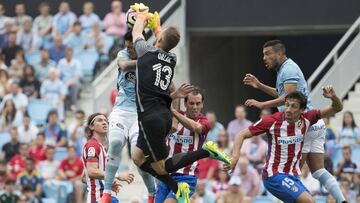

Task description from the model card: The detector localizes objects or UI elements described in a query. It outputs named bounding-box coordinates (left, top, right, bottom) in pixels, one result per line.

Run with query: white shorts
left=302, top=119, right=325, bottom=154
left=108, top=108, right=139, bottom=148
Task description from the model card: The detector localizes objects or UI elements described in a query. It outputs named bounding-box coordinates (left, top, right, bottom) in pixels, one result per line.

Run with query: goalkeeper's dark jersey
left=134, top=38, right=177, bottom=113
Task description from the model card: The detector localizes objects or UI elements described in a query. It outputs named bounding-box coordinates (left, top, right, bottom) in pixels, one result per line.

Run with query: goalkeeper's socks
left=164, top=149, right=209, bottom=173
left=139, top=160, right=178, bottom=194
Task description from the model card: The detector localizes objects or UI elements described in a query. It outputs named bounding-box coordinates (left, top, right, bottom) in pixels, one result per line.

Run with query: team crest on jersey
left=125, top=72, right=136, bottom=82
left=116, top=123, right=124, bottom=129
left=87, top=147, right=96, bottom=158
left=291, top=185, right=298, bottom=192
left=297, top=120, right=303, bottom=128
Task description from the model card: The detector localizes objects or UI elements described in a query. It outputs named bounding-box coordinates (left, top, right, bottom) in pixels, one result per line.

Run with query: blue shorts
left=93, top=196, right=118, bottom=203
left=155, top=174, right=197, bottom=202
left=263, top=173, right=310, bottom=203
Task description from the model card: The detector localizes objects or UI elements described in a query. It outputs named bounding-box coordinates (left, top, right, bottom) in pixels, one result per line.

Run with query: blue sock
left=312, top=168, right=345, bottom=202
left=104, top=138, right=123, bottom=193
left=136, top=167, right=156, bottom=195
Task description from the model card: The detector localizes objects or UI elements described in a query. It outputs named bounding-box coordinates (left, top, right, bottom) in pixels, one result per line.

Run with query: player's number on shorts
left=152, top=63, right=172, bottom=90
left=281, top=177, right=295, bottom=189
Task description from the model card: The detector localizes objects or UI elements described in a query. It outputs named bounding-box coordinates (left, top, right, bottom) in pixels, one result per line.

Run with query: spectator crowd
left=1, top=1, right=360, bottom=203
left=0, top=1, right=126, bottom=202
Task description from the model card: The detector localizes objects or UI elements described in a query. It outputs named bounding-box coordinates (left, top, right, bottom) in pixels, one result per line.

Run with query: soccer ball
left=126, top=9, right=136, bottom=28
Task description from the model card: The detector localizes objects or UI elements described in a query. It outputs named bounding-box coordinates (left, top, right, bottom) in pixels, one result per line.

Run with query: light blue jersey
left=276, top=58, right=312, bottom=112
left=114, top=49, right=137, bottom=112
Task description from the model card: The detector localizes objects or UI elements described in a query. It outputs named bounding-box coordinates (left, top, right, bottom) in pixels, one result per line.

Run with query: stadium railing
left=308, top=16, right=360, bottom=109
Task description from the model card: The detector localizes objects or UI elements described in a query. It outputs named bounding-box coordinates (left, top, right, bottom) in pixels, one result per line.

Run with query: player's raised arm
left=224, top=128, right=253, bottom=170
left=118, top=59, right=137, bottom=71
left=319, top=85, right=343, bottom=118
left=245, top=83, right=297, bottom=109
left=131, top=3, right=149, bottom=42
left=171, top=107, right=204, bottom=134
left=244, top=73, right=278, bottom=98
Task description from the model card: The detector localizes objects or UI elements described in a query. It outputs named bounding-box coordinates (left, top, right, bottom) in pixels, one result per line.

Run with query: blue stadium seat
left=25, top=50, right=41, bottom=66
left=75, top=50, right=99, bottom=77
left=253, top=196, right=273, bottom=203
left=27, top=99, right=53, bottom=126
left=41, top=198, right=57, bottom=203
left=103, top=35, right=115, bottom=53
left=352, top=146, right=360, bottom=164
left=55, top=147, right=68, bottom=161
left=0, top=132, right=11, bottom=149
left=331, top=145, right=360, bottom=168
left=314, top=196, right=327, bottom=203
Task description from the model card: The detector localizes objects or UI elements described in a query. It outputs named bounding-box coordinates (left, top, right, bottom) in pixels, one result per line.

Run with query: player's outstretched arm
left=171, top=107, right=203, bottom=134
left=224, top=128, right=252, bottom=170
left=319, top=85, right=343, bottom=118
left=244, top=74, right=278, bottom=97
left=245, top=83, right=297, bottom=109
left=131, top=3, right=149, bottom=42
left=118, top=59, right=137, bottom=71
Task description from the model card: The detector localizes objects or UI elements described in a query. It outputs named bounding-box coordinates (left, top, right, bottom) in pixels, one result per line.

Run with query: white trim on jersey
left=277, top=121, right=290, bottom=173
left=135, top=66, right=144, bottom=112
left=266, top=122, right=277, bottom=177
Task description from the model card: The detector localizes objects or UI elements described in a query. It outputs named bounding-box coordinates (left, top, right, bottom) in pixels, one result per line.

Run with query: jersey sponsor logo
left=308, top=124, right=325, bottom=132
left=277, top=135, right=303, bottom=145
left=157, top=53, right=172, bottom=63
left=87, top=147, right=96, bottom=158
left=125, top=72, right=136, bottom=82
left=168, top=134, right=194, bottom=144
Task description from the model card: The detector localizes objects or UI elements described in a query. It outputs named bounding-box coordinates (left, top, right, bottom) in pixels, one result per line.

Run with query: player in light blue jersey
left=243, top=40, right=347, bottom=203
left=102, top=32, right=156, bottom=203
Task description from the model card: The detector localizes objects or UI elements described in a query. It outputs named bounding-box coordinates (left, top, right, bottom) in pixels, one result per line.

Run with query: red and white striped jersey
left=166, top=111, right=211, bottom=176
left=248, top=110, right=320, bottom=179
left=82, top=137, right=107, bottom=203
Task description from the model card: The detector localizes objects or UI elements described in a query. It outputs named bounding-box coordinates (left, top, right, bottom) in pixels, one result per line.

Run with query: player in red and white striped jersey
left=82, top=113, right=134, bottom=203
left=155, top=87, right=211, bottom=202
left=226, top=86, right=343, bottom=203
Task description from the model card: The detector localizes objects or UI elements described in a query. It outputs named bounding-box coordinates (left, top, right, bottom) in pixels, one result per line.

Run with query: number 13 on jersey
left=152, top=63, right=173, bottom=90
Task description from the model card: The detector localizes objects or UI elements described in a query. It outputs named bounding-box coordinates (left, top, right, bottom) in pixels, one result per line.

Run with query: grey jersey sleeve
left=134, top=37, right=158, bottom=58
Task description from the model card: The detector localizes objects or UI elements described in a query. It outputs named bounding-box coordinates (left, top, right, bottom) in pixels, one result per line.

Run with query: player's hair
left=285, top=91, right=307, bottom=110
left=184, top=86, right=205, bottom=103
left=124, top=30, right=147, bottom=42
left=263, top=40, right=286, bottom=54
left=85, top=112, right=107, bottom=138
left=124, top=31, right=133, bottom=42
left=160, top=27, right=180, bottom=52
left=342, top=111, right=357, bottom=129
